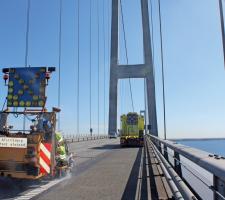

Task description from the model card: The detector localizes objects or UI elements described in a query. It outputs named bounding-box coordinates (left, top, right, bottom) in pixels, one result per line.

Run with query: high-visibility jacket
left=57, top=145, right=66, bottom=160
left=56, top=132, right=63, bottom=143
left=55, top=132, right=66, bottom=161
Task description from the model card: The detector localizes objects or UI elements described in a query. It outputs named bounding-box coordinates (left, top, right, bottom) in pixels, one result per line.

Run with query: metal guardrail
left=145, top=136, right=197, bottom=200
left=147, top=134, right=225, bottom=200
left=64, top=135, right=108, bottom=143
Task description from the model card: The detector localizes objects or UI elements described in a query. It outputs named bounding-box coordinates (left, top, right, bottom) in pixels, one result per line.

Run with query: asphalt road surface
left=37, top=139, right=142, bottom=200
left=0, top=138, right=171, bottom=200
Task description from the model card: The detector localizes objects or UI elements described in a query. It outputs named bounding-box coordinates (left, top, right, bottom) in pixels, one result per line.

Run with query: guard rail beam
left=64, top=135, right=108, bottom=143
left=147, top=134, right=225, bottom=200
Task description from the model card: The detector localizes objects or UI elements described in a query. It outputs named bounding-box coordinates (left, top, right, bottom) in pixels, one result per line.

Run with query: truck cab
left=120, top=112, right=144, bottom=147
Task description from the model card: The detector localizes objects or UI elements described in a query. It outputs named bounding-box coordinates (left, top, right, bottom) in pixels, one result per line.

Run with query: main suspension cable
left=25, top=0, right=31, bottom=68
left=58, top=0, right=63, bottom=131
left=77, top=0, right=80, bottom=136
left=120, top=0, right=135, bottom=112
left=158, top=0, right=167, bottom=139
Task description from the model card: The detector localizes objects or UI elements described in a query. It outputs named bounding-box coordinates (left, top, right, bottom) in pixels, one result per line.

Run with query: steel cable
left=103, top=0, right=106, bottom=134
left=120, top=0, right=135, bottom=112
left=23, top=0, right=31, bottom=133
left=58, top=0, right=63, bottom=131
left=149, top=0, right=155, bottom=77
left=1, top=98, right=7, bottom=111
left=158, top=0, right=167, bottom=139
left=219, top=0, right=225, bottom=68
left=108, top=0, right=111, bottom=126
left=77, top=0, right=80, bottom=136
left=97, top=0, right=100, bottom=135
left=89, top=0, right=92, bottom=135
left=25, top=0, right=31, bottom=68
left=144, top=78, right=147, bottom=132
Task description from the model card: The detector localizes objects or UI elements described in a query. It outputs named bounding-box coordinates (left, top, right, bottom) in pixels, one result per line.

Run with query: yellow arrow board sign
left=0, top=137, right=27, bottom=148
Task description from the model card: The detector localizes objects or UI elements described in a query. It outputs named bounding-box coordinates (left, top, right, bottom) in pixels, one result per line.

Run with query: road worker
left=55, top=132, right=67, bottom=166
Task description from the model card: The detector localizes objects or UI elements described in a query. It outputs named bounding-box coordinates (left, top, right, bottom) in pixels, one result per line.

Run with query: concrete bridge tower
left=108, top=0, right=158, bottom=136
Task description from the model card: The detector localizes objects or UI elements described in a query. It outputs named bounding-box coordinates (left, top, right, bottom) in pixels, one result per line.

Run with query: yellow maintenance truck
left=120, top=112, right=144, bottom=147
left=0, top=67, right=72, bottom=179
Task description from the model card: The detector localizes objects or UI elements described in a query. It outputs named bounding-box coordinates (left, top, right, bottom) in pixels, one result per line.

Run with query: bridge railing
left=147, top=134, right=225, bottom=200
left=64, top=135, right=108, bottom=143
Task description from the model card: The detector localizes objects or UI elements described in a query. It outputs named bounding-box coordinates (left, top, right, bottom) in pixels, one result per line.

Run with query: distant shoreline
left=170, top=138, right=225, bottom=142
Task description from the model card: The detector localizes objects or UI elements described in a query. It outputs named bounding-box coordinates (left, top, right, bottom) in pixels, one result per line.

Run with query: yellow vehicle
left=120, top=112, right=144, bottom=147
left=0, top=67, right=71, bottom=179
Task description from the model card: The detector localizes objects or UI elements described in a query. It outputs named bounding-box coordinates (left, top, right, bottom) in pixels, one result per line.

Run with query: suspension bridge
left=1, top=0, right=225, bottom=200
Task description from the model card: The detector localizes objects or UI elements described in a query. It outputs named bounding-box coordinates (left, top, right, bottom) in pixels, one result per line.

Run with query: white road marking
left=14, top=177, right=67, bottom=200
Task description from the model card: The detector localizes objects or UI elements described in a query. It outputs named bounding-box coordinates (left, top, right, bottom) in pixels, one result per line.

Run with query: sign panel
left=7, top=67, right=47, bottom=107
left=0, top=137, right=27, bottom=148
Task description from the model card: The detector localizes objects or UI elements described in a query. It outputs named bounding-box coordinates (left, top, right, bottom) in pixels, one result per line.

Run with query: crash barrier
left=64, top=135, right=108, bottom=143
left=146, top=134, right=225, bottom=200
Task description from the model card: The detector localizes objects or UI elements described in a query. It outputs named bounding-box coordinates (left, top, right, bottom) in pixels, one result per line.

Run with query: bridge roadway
left=0, top=138, right=172, bottom=200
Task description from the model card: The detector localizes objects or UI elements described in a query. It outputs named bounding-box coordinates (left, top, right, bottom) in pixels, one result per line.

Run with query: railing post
left=163, top=145, right=168, bottom=161
left=174, top=151, right=182, bottom=177
left=213, top=175, right=225, bottom=200
left=158, top=141, right=162, bottom=154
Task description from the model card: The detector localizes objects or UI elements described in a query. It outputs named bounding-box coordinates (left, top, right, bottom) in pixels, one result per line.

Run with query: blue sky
left=0, top=0, right=225, bottom=139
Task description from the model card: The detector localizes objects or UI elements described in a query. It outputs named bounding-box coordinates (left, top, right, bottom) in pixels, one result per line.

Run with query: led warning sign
left=7, top=67, right=47, bottom=107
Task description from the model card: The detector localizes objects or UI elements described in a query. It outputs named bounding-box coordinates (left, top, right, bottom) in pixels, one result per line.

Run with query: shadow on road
left=121, top=145, right=159, bottom=200
left=90, top=144, right=142, bottom=150
left=121, top=148, right=142, bottom=200
left=143, top=145, right=159, bottom=200
left=0, top=177, right=44, bottom=199
left=90, top=144, right=122, bottom=150
left=0, top=178, right=24, bottom=199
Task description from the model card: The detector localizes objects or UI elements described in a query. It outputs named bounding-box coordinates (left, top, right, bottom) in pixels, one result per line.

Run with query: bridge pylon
left=108, top=0, right=158, bottom=136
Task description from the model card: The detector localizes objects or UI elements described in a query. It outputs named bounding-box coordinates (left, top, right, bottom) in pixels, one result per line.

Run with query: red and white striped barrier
left=39, top=143, right=51, bottom=174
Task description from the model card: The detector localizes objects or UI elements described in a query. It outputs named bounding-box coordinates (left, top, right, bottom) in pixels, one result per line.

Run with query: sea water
left=177, top=139, right=225, bottom=156
left=175, top=139, right=225, bottom=199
